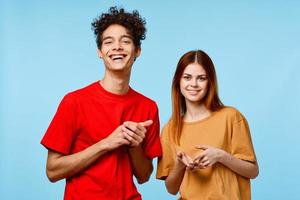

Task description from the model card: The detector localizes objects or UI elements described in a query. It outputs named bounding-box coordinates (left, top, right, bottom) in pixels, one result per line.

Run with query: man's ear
left=97, top=48, right=103, bottom=59
left=135, top=48, right=141, bottom=60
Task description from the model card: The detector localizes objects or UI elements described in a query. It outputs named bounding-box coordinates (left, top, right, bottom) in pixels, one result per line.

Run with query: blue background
left=1, top=0, right=300, bottom=199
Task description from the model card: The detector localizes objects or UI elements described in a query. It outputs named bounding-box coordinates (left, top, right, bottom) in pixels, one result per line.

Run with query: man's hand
left=102, top=125, right=131, bottom=151
left=122, top=120, right=153, bottom=147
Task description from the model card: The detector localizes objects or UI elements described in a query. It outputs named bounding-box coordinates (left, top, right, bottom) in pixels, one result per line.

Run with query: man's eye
left=104, top=41, right=112, bottom=45
left=122, top=40, right=131, bottom=44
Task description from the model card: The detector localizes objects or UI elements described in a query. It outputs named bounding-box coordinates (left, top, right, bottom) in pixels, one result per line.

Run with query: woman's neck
left=184, top=101, right=211, bottom=122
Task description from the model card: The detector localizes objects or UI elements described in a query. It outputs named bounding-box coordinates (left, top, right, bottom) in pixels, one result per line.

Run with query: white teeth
left=111, top=55, right=124, bottom=60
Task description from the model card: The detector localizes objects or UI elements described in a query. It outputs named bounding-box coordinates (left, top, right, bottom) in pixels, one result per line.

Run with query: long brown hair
left=170, top=50, right=224, bottom=144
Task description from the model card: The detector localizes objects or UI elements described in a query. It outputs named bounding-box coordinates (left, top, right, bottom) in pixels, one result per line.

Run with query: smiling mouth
left=187, top=90, right=200, bottom=95
left=110, top=54, right=127, bottom=61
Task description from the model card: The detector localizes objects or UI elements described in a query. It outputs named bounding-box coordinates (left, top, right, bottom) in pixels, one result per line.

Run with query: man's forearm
left=127, top=146, right=153, bottom=184
left=46, top=139, right=111, bottom=182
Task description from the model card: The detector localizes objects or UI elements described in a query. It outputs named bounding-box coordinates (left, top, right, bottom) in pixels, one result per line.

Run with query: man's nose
left=113, top=41, right=123, bottom=50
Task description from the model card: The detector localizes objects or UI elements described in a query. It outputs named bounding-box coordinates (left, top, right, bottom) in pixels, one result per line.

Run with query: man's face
left=97, top=24, right=140, bottom=73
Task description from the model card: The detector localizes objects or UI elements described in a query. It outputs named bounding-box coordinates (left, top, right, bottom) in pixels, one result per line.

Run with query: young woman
left=157, top=50, right=259, bottom=200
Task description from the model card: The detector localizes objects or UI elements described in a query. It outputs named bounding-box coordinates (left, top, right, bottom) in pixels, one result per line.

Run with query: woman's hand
left=165, top=151, right=194, bottom=195
left=176, top=151, right=195, bottom=170
left=193, top=144, right=224, bottom=169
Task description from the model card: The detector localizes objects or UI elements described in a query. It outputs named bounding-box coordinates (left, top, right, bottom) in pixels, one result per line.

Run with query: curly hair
left=91, top=6, right=146, bottom=49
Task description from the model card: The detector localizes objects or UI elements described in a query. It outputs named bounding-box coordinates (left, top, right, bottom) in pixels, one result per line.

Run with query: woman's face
left=180, top=63, right=208, bottom=104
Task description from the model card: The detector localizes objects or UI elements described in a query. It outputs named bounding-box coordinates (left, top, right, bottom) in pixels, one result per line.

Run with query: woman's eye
left=199, top=77, right=207, bottom=81
left=183, top=76, right=191, bottom=80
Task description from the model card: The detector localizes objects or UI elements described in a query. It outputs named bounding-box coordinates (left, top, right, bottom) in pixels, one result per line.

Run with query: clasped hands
left=105, top=120, right=153, bottom=150
left=176, top=145, right=223, bottom=170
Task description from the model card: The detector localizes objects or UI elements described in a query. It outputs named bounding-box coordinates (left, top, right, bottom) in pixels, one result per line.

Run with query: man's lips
left=109, top=54, right=127, bottom=60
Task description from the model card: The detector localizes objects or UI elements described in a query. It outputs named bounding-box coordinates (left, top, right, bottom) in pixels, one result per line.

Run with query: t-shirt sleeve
left=142, top=104, right=162, bottom=159
left=40, top=93, right=78, bottom=155
left=231, top=114, right=256, bottom=162
left=156, top=125, right=175, bottom=180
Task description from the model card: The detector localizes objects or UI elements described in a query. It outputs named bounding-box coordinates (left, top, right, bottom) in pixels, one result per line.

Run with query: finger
left=194, top=159, right=200, bottom=165
left=136, top=123, right=147, bottom=134
left=186, top=154, right=194, bottom=162
left=123, top=131, right=139, bottom=146
left=177, top=152, right=189, bottom=166
left=201, top=160, right=210, bottom=167
left=121, top=138, right=131, bottom=145
left=122, top=127, right=143, bottom=143
left=193, top=153, right=206, bottom=163
left=199, top=156, right=209, bottom=163
left=195, top=144, right=209, bottom=150
left=123, top=122, right=138, bottom=133
left=123, top=127, right=143, bottom=142
left=124, top=122, right=146, bottom=138
left=183, top=154, right=195, bottom=168
left=139, top=120, right=153, bottom=127
left=186, top=160, right=196, bottom=170
left=118, top=130, right=131, bottom=145
left=177, top=151, right=183, bottom=158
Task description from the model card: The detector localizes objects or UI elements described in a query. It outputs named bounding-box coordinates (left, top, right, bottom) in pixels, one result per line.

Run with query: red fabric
left=41, top=81, right=162, bottom=200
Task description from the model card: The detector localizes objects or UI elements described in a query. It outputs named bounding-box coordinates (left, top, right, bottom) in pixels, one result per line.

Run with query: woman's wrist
left=174, top=159, right=186, bottom=171
left=217, top=149, right=227, bottom=164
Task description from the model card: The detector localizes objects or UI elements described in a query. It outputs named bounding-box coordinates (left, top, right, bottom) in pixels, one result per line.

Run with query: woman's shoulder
left=217, top=106, right=245, bottom=122
left=160, top=120, right=174, bottom=139
left=161, top=120, right=172, bottom=133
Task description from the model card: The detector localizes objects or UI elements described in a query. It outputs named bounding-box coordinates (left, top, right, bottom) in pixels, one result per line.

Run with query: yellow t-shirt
left=156, top=107, right=257, bottom=200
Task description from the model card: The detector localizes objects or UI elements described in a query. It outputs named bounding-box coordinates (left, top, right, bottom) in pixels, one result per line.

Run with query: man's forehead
left=102, top=34, right=133, bottom=40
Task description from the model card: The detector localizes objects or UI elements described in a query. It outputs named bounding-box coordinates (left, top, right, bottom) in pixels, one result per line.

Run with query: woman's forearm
left=219, top=150, right=259, bottom=179
left=165, top=161, right=186, bottom=195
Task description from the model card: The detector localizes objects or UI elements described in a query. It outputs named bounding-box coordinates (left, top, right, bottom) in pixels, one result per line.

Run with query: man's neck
left=100, top=70, right=131, bottom=95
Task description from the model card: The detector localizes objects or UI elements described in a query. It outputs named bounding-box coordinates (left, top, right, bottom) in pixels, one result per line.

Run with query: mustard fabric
left=157, top=107, right=257, bottom=200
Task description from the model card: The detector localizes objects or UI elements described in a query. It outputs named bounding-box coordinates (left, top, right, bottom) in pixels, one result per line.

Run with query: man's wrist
left=127, top=145, right=142, bottom=153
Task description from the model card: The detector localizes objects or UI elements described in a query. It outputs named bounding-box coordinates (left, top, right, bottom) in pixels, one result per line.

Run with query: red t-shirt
left=41, top=81, right=162, bottom=200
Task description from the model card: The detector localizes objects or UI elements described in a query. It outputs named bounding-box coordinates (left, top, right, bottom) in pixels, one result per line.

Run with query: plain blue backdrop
left=1, top=0, right=300, bottom=199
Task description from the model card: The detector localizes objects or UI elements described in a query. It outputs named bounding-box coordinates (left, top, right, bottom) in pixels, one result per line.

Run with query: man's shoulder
left=130, top=88, right=158, bottom=108
left=63, top=81, right=97, bottom=101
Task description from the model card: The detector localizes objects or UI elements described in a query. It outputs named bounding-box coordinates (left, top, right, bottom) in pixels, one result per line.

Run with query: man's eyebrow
left=102, top=36, right=113, bottom=41
left=120, top=35, right=133, bottom=40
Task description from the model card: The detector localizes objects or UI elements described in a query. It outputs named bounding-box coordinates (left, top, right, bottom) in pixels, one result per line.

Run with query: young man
left=41, top=7, right=162, bottom=200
